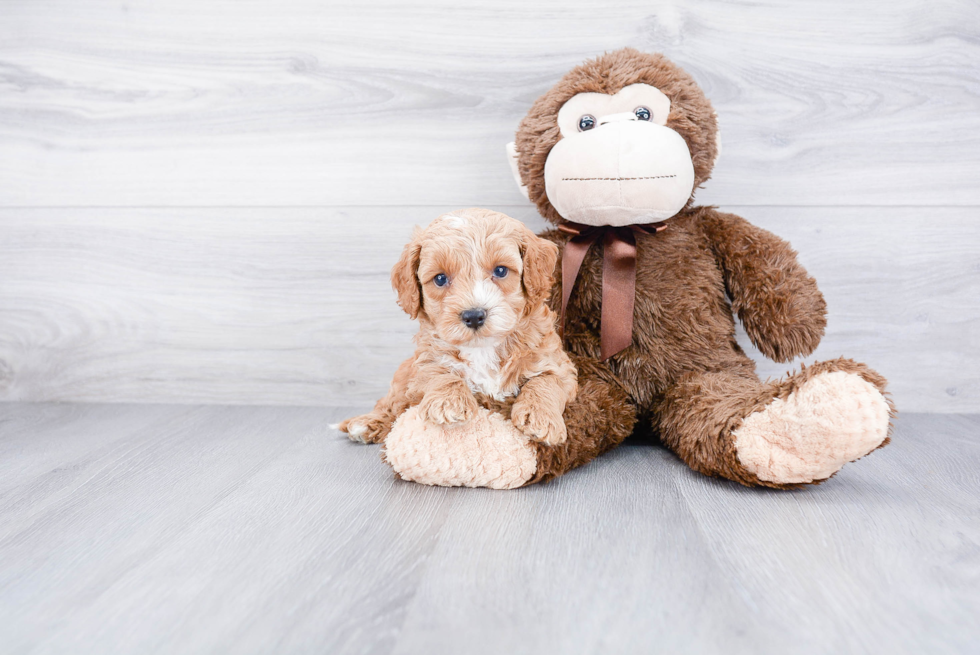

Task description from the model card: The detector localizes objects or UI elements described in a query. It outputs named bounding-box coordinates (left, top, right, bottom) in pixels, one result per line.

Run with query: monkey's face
left=510, top=49, right=719, bottom=227
left=544, top=84, right=695, bottom=227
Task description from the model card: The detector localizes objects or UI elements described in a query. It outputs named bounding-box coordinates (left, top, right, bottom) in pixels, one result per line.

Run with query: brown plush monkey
left=514, top=47, right=895, bottom=488
left=348, top=48, right=895, bottom=489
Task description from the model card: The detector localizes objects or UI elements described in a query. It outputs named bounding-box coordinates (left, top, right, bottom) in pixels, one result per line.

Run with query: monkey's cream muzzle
left=507, top=83, right=700, bottom=227
left=542, top=116, right=695, bottom=227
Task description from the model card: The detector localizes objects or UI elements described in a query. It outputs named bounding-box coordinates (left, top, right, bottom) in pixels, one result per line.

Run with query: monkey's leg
left=382, top=356, right=637, bottom=489
left=523, top=356, right=637, bottom=485
left=656, top=359, right=894, bottom=488
left=382, top=405, right=538, bottom=489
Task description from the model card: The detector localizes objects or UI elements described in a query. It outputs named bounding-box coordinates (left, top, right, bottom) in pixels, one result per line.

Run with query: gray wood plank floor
left=0, top=404, right=977, bottom=654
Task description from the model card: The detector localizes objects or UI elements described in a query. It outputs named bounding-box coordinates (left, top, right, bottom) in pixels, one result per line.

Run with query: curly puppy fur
left=510, top=48, right=894, bottom=488
left=338, top=208, right=577, bottom=450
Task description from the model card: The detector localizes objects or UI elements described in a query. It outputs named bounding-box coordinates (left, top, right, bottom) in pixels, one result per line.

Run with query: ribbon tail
left=561, top=233, right=598, bottom=340
left=600, top=228, right=637, bottom=360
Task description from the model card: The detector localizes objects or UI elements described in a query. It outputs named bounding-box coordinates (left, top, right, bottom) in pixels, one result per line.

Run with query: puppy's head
left=391, top=208, right=559, bottom=346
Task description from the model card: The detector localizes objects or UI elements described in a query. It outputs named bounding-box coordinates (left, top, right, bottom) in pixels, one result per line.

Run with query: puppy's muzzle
left=460, top=308, right=487, bottom=330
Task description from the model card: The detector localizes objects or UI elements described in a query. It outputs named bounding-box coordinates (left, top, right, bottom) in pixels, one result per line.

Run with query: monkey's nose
left=460, top=308, right=487, bottom=330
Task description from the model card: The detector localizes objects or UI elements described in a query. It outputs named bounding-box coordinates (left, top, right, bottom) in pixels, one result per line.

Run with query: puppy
left=337, top=208, right=577, bottom=447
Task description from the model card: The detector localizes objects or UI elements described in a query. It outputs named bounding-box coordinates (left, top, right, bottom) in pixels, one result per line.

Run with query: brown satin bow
left=558, top=220, right=668, bottom=360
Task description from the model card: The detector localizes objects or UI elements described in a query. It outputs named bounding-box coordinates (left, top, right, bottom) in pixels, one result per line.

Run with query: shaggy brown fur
left=516, top=48, right=719, bottom=224
left=512, top=49, right=894, bottom=488
left=338, top=208, right=578, bottom=448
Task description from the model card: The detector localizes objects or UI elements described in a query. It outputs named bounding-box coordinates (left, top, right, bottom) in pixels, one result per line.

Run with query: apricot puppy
left=337, top=208, right=577, bottom=447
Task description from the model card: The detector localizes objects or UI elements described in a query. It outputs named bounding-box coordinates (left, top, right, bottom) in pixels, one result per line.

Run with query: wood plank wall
left=1, top=0, right=978, bottom=411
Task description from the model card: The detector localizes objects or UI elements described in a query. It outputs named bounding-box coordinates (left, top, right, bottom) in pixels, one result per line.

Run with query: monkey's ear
left=521, top=229, right=559, bottom=310
left=506, top=142, right=530, bottom=200
left=391, top=228, right=424, bottom=319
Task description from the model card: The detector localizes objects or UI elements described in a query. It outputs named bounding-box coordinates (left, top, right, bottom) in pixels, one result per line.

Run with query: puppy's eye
left=634, top=106, right=652, bottom=121
left=433, top=273, right=448, bottom=287
left=578, top=115, right=596, bottom=131
left=492, top=266, right=508, bottom=279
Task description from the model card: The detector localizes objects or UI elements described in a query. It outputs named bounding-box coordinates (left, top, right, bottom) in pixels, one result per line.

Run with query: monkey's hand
left=701, top=208, right=827, bottom=362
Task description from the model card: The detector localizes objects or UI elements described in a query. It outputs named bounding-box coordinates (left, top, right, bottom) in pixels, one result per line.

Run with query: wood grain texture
left=1, top=205, right=977, bottom=412
left=0, top=404, right=977, bottom=654
left=0, top=0, right=978, bottom=206
left=1, top=2, right=977, bottom=410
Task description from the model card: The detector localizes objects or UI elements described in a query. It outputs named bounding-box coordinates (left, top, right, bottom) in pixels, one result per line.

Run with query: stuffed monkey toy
left=348, top=48, right=895, bottom=489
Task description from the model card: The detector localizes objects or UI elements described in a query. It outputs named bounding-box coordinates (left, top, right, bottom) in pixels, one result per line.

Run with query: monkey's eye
left=634, top=106, right=652, bottom=121
left=578, top=115, right=596, bottom=131
left=492, top=266, right=508, bottom=279
left=433, top=273, right=449, bottom=287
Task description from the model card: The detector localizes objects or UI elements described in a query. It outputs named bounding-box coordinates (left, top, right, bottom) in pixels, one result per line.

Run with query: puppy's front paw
left=335, top=414, right=390, bottom=444
left=418, top=392, right=478, bottom=425
left=512, top=402, right=567, bottom=446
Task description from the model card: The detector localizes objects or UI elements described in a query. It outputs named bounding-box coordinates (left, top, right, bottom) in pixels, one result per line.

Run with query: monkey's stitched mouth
left=562, top=175, right=677, bottom=181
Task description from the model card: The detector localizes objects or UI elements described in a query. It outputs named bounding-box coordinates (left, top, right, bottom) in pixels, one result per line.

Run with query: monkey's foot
left=382, top=406, right=537, bottom=490
left=733, top=370, right=890, bottom=485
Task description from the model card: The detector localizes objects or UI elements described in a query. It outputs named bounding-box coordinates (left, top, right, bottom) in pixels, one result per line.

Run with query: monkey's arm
left=700, top=208, right=826, bottom=363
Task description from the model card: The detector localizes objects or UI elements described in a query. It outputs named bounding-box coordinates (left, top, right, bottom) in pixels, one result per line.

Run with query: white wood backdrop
left=0, top=0, right=978, bottom=411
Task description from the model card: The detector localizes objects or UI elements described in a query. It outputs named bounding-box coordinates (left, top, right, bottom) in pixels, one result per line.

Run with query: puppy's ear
left=521, top=228, right=559, bottom=309
left=391, top=227, right=424, bottom=319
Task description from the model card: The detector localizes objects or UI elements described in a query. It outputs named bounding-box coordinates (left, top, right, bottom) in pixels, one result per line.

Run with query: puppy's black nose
left=460, top=308, right=487, bottom=330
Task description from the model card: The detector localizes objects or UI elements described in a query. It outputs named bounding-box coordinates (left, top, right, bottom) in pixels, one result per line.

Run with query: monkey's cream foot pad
left=383, top=406, right=537, bottom=490
left=734, top=371, right=891, bottom=484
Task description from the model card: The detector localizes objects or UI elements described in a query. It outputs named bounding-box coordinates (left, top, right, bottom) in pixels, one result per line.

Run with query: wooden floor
left=0, top=405, right=977, bottom=654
